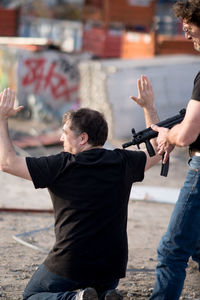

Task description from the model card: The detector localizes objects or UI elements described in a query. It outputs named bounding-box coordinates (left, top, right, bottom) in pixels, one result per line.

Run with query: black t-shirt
left=26, top=148, right=146, bottom=280
left=190, top=71, right=200, bottom=150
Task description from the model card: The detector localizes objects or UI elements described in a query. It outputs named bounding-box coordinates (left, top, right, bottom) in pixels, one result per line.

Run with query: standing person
left=0, top=76, right=160, bottom=300
left=147, top=1, right=200, bottom=299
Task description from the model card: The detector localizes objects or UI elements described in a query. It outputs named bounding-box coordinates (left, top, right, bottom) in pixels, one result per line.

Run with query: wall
left=1, top=48, right=199, bottom=143
left=79, top=55, right=200, bottom=140
left=0, top=46, right=81, bottom=122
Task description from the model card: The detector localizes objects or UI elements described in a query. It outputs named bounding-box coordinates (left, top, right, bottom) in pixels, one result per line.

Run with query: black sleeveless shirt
left=189, top=71, right=200, bottom=151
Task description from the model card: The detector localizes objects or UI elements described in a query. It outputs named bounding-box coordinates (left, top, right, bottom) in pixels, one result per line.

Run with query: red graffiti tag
left=22, top=58, right=79, bottom=100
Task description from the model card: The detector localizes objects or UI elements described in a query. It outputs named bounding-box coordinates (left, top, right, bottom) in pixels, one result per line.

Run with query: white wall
left=102, top=55, right=200, bottom=139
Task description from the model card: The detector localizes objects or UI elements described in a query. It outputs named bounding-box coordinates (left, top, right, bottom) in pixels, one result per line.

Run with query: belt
left=189, top=149, right=200, bottom=157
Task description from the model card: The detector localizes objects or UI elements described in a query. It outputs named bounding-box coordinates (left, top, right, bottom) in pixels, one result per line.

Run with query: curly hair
left=173, top=0, right=200, bottom=26
left=62, top=108, right=108, bottom=146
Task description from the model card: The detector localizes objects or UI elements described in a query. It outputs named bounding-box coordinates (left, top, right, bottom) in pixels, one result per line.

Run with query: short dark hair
left=173, top=0, right=200, bottom=26
left=62, top=108, right=108, bottom=146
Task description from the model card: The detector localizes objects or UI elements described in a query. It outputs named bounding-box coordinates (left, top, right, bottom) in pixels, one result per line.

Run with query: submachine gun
left=122, top=108, right=186, bottom=177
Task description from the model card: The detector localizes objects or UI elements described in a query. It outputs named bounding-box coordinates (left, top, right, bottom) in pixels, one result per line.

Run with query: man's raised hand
left=0, top=88, right=24, bottom=120
left=130, top=75, right=155, bottom=110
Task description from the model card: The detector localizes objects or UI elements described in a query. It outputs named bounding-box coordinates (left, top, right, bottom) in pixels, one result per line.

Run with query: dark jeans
left=23, top=263, right=119, bottom=300
left=150, top=156, right=200, bottom=300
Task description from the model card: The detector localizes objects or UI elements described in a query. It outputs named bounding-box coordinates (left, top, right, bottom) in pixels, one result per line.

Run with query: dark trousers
left=150, top=156, right=200, bottom=300
left=23, top=263, right=119, bottom=300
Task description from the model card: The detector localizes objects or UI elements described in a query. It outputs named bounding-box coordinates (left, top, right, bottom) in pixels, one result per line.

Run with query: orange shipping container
left=121, top=31, right=156, bottom=58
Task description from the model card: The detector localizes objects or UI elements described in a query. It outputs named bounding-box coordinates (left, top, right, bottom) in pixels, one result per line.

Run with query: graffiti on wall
left=18, top=50, right=80, bottom=115
left=0, top=46, right=87, bottom=147
left=22, top=57, right=79, bottom=99
left=0, top=47, right=81, bottom=122
left=21, top=56, right=79, bottom=99
left=18, top=50, right=82, bottom=123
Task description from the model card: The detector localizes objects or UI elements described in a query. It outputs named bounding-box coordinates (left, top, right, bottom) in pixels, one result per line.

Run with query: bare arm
left=167, top=99, right=200, bottom=146
left=0, top=88, right=32, bottom=180
left=152, top=99, right=200, bottom=162
left=130, top=75, right=161, bottom=171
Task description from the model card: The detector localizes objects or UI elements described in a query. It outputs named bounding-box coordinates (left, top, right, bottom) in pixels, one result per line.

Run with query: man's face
left=60, top=120, right=82, bottom=154
left=183, top=20, right=200, bottom=52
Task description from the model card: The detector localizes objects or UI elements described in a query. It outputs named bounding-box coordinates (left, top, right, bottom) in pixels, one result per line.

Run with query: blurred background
left=0, top=0, right=199, bottom=149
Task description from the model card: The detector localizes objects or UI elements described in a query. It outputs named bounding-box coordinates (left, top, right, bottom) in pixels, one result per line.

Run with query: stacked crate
left=119, top=0, right=157, bottom=59
left=157, top=35, right=197, bottom=55
left=82, top=0, right=157, bottom=58
left=0, top=7, right=19, bottom=37
left=82, top=24, right=122, bottom=58
left=83, top=0, right=156, bottom=29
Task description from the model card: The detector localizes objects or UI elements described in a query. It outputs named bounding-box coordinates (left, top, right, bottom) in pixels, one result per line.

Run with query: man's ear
left=80, top=132, right=89, bottom=145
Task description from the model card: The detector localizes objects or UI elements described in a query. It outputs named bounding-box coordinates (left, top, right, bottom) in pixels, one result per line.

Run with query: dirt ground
left=0, top=146, right=200, bottom=300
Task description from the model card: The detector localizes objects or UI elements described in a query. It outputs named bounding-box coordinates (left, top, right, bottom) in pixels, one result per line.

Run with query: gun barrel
left=122, top=141, right=134, bottom=148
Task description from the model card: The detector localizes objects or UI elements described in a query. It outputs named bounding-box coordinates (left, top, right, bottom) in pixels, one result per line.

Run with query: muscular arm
left=154, top=71, right=200, bottom=158
left=167, top=99, right=200, bottom=146
left=0, top=88, right=31, bottom=180
left=152, top=99, right=200, bottom=163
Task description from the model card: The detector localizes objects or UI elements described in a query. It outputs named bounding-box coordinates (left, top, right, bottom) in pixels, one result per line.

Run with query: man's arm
left=0, top=88, right=32, bottom=180
left=167, top=99, right=200, bottom=146
left=130, top=75, right=161, bottom=171
left=152, top=99, right=200, bottom=162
